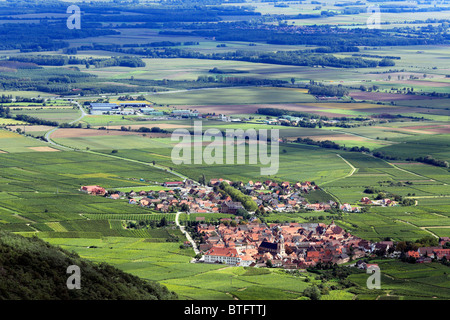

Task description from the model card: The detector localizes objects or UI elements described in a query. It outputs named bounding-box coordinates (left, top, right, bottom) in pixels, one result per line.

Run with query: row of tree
left=308, top=84, right=349, bottom=97
left=11, top=55, right=146, bottom=68
left=219, top=181, right=258, bottom=212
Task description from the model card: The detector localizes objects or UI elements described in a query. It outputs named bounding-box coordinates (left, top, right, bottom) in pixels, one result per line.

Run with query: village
left=80, top=179, right=450, bottom=270
left=195, top=220, right=450, bottom=269
left=198, top=220, right=367, bottom=268
left=81, top=178, right=363, bottom=214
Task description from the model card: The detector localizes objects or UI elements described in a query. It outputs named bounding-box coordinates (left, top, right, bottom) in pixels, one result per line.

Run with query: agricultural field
left=0, top=128, right=58, bottom=153
left=40, top=236, right=319, bottom=300
left=0, top=0, right=449, bottom=304
left=10, top=107, right=82, bottom=124
left=146, top=86, right=317, bottom=106
left=0, top=150, right=178, bottom=226
left=348, top=259, right=450, bottom=300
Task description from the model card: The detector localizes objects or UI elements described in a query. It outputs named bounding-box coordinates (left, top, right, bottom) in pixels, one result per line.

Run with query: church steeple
left=277, top=234, right=285, bottom=257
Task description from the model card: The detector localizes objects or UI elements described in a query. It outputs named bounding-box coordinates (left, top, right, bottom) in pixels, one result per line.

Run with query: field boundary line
left=321, top=153, right=357, bottom=188
left=86, top=150, right=195, bottom=183
left=395, top=219, right=439, bottom=238
left=336, top=154, right=357, bottom=177
left=366, top=153, right=448, bottom=185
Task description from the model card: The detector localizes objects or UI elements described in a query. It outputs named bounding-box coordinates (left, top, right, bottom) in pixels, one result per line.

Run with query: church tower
left=277, top=234, right=286, bottom=257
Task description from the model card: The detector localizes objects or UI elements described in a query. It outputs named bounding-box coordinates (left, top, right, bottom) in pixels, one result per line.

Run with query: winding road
left=336, top=153, right=357, bottom=177
left=44, top=100, right=87, bottom=149
left=42, top=99, right=199, bottom=185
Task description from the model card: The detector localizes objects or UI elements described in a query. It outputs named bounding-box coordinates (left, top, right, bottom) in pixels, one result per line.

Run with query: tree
left=303, top=285, right=321, bottom=300
left=158, top=216, right=168, bottom=227
left=415, top=236, right=438, bottom=247
left=291, top=77, right=296, bottom=84
left=199, top=174, right=206, bottom=186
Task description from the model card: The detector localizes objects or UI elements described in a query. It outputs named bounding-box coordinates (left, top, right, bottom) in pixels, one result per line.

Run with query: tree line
left=219, top=181, right=258, bottom=212
left=113, top=46, right=394, bottom=69
left=10, top=55, right=146, bottom=68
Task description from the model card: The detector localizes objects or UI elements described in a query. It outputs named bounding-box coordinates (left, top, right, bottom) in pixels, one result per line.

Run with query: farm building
left=80, top=185, right=106, bottom=196
left=141, top=108, right=164, bottom=116
left=163, top=181, right=183, bottom=187
left=280, top=115, right=302, bottom=122
left=171, top=109, right=199, bottom=118
left=140, top=107, right=155, bottom=113
left=119, top=102, right=149, bottom=108
left=89, top=103, right=120, bottom=115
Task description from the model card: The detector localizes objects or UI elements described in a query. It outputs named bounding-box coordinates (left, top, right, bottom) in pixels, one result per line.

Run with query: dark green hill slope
left=0, top=231, right=177, bottom=300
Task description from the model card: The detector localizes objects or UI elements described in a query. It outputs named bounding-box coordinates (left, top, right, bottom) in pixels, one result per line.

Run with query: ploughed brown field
left=349, top=91, right=446, bottom=101
left=371, top=125, right=450, bottom=135
left=399, top=124, right=450, bottom=134
left=27, top=147, right=60, bottom=152
left=284, top=134, right=375, bottom=142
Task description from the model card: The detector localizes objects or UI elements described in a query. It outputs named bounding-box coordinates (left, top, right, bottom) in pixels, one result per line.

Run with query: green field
left=1, top=1, right=450, bottom=300
left=11, top=107, right=81, bottom=124
left=146, top=86, right=317, bottom=105
left=0, top=129, right=57, bottom=153
left=348, top=259, right=450, bottom=300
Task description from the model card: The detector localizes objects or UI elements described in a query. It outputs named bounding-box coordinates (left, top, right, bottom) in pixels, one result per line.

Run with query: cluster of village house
left=404, top=238, right=450, bottom=263
left=198, top=221, right=450, bottom=268
left=199, top=220, right=368, bottom=268
left=81, top=178, right=361, bottom=214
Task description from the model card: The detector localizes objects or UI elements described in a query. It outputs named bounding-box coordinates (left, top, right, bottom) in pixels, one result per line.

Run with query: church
left=258, top=232, right=286, bottom=258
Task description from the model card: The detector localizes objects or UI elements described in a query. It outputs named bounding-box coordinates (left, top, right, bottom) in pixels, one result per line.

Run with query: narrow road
left=337, top=154, right=357, bottom=177
left=320, top=153, right=357, bottom=188
left=42, top=100, right=194, bottom=183
left=175, top=211, right=201, bottom=259
left=44, top=101, right=86, bottom=149
left=42, top=100, right=194, bottom=182
left=70, top=101, right=87, bottom=124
